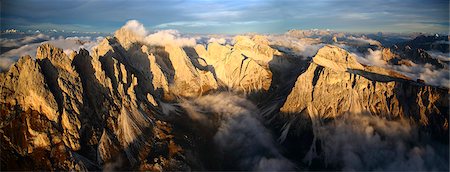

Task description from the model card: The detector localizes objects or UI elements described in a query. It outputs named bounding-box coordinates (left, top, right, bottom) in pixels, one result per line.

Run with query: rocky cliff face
left=387, top=45, right=448, bottom=69
left=281, top=45, right=448, bottom=140
left=0, top=28, right=448, bottom=171
left=195, top=35, right=277, bottom=92
left=0, top=27, right=284, bottom=170
left=396, top=35, right=449, bottom=53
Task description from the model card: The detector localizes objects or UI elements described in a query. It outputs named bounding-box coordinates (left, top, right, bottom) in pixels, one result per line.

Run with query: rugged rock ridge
left=383, top=46, right=448, bottom=69
left=1, top=43, right=182, bottom=170
left=0, top=29, right=283, bottom=170
left=396, top=35, right=449, bottom=53
left=195, top=35, right=277, bottom=92
left=281, top=45, right=449, bottom=140
left=0, top=28, right=448, bottom=171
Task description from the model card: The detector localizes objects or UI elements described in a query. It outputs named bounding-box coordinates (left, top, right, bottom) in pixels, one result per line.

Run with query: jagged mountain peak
left=312, top=45, right=365, bottom=71
left=114, top=27, right=144, bottom=50
left=312, top=45, right=410, bottom=81
left=1, top=27, right=448, bottom=171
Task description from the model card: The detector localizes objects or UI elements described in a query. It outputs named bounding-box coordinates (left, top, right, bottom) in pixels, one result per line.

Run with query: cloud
left=122, top=20, right=148, bottom=37
left=154, top=21, right=223, bottom=28
left=268, top=34, right=325, bottom=58
left=0, top=58, right=15, bottom=72
left=353, top=48, right=449, bottom=88
left=65, top=36, right=92, bottom=41
left=193, top=35, right=234, bottom=46
left=391, top=62, right=450, bottom=88
left=3, top=0, right=449, bottom=33
left=144, top=30, right=196, bottom=47
left=304, top=113, right=448, bottom=171
left=180, top=93, right=295, bottom=171
left=117, top=20, right=197, bottom=47
left=340, top=13, right=371, bottom=20
left=353, top=49, right=387, bottom=66
left=346, top=36, right=381, bottom=46
left=0, top=35, right=103, bottom=71
left=427, top=50, right=450, bottom=62
left=207, top=37, right=227, bottom=45
left=0, top=33, right=50, bottom=48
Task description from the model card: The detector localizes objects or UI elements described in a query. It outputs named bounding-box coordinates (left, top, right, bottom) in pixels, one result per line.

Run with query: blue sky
left=1, top=0, right=448, bottom=34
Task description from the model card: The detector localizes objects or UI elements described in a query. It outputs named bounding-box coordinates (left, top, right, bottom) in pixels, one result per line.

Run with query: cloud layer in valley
left=304, top=113, right=449, bottom=171
left=0, top=35, right=102, bottom=71
left=268, top=34, right=325, bottom=59
left=353, top=49, right=449, bottom=88
left=180, top=93, right=295, bottom=171
left=0, top=33, right=50, bottom=48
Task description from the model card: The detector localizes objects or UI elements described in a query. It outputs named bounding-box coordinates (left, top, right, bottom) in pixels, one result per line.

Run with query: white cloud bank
left=0, top=35, right=103, bottom=71
left=346, top=36, right=381, bottom=46
left=305, top=113, right=448, bottom=171
left=354, top=49, right=449, bottom=88
left=0, top=33, right=50, bottom=48
left=353, top=49, right=387, bottom=66
left=120, top=20, right=196, bottom=47
left=207, top=37, right=227, bottom=45
left=180, top=93, right=295, bottom=171
left=268, top=34, right=325, bottom=59
left=145, top=29, right=196, bottom=47
left=121, top=20, right=148, bottom=37
left=427, top=50, right=450, bottom=62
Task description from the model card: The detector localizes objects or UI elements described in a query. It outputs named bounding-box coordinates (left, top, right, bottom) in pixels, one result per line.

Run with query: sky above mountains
left=1, top=0, right=449, bottom=34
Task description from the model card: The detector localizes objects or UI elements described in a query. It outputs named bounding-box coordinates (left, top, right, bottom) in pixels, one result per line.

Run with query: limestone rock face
left=0, top=55, right=58, bottom=121
left=380, top=48, right=397, bottom=62
left=312, top=45, right=365, bottom=72
left=0, top=42, right=189, bottom=170
left=114, top=27, right=144, bottom=50
left=0, top=45, right=87, bottom=170
left=163, top=45, right=218, bottom=97
left=141, top=45, right=170, bottom=99
left=0, top=43, right=85, bottom=152
left=199, top=35, right=277, bottom=92
left=281, top=46, right=449, bottom=139
left=390, top=43, right=447, bottom=69
left=36, top=44, right=83, bottom=151
left=233, top=35, right=280, bottom=64
left=1, top=27, right=448, bottom=171
left=94, top=29, right=218, bottom=99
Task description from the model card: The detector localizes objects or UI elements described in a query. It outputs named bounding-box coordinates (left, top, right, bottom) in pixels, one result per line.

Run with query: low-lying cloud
left=427, top=50, right=450, bottom=62
left=180, top=93, right=294, bottom=171
left=0, top=35, right=102, bottom=71
left=268, top=34, right=325, bottom=59
left=354, top=49, right=387, bottom=66
left=391, top=62, right=450, bottom=88
left=207, top=37, right=227, bottom=45
left=305, top=113, right=448, bottom=171
left=346, top=36, right=381, bottom=46
left=120, top=20, right=196, bottom=47
left=145, top=29, right=196, bottom=47
left=353, top=49, right=449, bottom=88
left=0, top=33, right=50, bottom=49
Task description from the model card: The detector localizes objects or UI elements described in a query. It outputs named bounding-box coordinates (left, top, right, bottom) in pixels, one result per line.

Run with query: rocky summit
left=0, top=26, right=448, bottom=171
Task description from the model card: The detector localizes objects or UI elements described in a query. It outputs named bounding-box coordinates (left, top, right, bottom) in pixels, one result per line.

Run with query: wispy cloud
left=2, top=0, right=449, bottom=33
left=340, top=13, right=371, bottom=20
left=155, top=21, right=223, bottom=28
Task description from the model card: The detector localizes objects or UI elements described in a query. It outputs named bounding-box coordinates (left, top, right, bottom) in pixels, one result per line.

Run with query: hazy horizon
left=1, top=0, right=449, bottom=34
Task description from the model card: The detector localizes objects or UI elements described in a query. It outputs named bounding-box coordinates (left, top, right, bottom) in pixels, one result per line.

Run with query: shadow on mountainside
left=243, top=49, right=314, bottom=169
left=36, top=58, right=64, bottom=117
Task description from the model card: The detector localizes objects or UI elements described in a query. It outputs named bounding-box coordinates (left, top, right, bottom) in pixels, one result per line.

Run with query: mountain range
left=0, top=23, right=448, bottom=171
